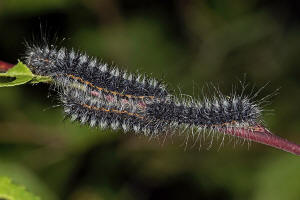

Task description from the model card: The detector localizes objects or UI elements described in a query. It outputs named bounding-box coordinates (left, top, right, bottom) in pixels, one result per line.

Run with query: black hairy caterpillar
left=22, top=40, right=300, bottom=156
left=24, top=43, right=264, bottom=137
left=25, top=45, right=168, bottom=98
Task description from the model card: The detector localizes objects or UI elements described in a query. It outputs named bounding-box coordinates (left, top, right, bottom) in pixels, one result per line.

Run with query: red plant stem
left=223, top=126, right=300, bottom=156
left=0, top=60, right=14, bottom=72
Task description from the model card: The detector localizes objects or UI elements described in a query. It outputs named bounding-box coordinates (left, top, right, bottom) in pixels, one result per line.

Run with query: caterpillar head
left=24, top=44, right=66, bottom=77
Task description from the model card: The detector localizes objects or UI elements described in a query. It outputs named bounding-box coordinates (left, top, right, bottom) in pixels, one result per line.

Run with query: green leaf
left=0, top=61, right=34, bottom=87
left=0, top=177, right=40, bottom=200
left=30, top=75, right=52, bottom=84
left=0, top=61, right=52, bottom=87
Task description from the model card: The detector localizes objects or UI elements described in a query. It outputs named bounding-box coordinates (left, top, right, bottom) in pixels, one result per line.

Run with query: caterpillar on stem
left=23, top=41, right=300, bottom=156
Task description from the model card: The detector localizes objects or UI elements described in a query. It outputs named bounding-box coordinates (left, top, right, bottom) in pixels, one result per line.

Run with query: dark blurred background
left=1, top=0, right=300, bottom=199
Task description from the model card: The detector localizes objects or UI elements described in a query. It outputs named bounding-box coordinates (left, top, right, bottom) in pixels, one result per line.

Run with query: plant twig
left=224, top=126, right=300, bottom=156
left=0, top=61, right=14, bottom=72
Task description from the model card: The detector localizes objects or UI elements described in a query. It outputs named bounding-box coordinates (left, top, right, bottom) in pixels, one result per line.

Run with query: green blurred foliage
left=0, top=0, right=300, bottom=200
left=0, top=176, right=40, bottom=200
